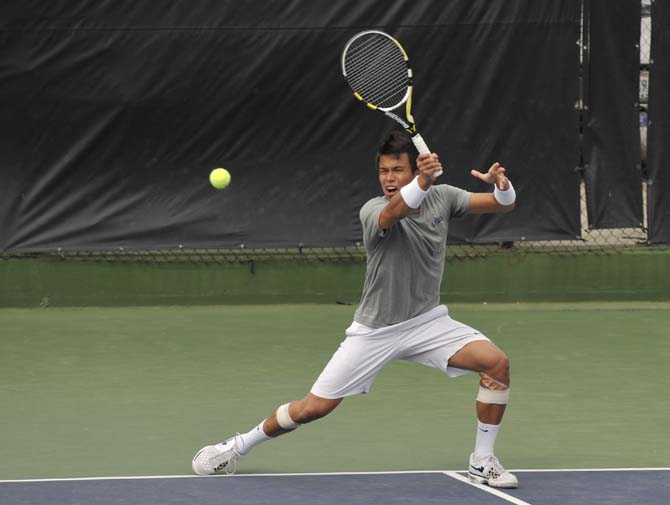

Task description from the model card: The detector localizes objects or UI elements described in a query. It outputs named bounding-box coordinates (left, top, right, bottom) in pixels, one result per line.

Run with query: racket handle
left=411, top=133, right=430, bottom=154
left=411, top=133, right=443, bottom=177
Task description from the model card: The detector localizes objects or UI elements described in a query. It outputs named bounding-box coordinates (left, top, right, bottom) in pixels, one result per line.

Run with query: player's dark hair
left=375, top=128, right=418, bottom=172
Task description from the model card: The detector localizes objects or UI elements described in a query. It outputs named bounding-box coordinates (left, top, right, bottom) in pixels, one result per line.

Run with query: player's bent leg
left=448, top=340, right=518, bottom=488
left=192, top=393, right=342, bottom=476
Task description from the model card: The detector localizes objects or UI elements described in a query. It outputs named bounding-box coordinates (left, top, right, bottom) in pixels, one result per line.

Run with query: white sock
left=474, top=421, right=500, bottom=459
left=236, top=420, right=272, bottom=455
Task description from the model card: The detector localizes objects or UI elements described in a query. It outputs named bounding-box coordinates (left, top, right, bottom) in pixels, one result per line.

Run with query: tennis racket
left=341, top=30, right=442, bottom=177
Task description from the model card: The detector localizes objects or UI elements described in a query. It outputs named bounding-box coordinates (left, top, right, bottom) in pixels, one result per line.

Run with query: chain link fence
left=3, top=1, right=665, bottom=265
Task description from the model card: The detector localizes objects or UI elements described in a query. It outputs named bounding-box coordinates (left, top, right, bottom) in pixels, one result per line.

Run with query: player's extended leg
left=192, top=393, right=342, bottom=475
left=448, top=340, right=518, bottom=488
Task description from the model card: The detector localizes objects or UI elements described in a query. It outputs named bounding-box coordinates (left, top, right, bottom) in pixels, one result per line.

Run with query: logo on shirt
left=431, top=215, right=444, bottom=227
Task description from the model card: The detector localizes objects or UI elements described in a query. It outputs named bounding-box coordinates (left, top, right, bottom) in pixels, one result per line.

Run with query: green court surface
left=1, top=302, right=668, bottom=480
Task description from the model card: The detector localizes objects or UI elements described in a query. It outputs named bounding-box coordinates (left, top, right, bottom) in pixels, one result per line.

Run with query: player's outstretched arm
left=468, top=162, right=516, bottom=214
left=379, top=153, right=442, bottom=229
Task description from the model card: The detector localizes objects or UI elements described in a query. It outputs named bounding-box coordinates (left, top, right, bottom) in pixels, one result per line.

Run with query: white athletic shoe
left=192, top=435, right=243, bottom=476
left=468, top=453, right=519, bottom=488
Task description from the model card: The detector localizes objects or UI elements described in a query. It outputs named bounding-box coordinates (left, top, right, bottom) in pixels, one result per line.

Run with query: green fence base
left=1, top=249, right=669, bottom=307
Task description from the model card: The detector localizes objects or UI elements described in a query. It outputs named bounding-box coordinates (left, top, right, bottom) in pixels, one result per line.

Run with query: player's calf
left=469, top=369, right=517, bottom=488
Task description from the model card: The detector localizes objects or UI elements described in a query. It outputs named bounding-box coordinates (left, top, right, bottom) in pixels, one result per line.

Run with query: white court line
left=1, top=467, right=669, bottom=484
left=0, top=470, right=444, bottom=484
left=506, top=467, right=670, bottom=472
left=444, top=471, right=532, bottom=505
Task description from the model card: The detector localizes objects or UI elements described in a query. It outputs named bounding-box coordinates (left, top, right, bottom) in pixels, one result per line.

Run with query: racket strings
left=347, top=60, right=408, bottom=108
left=345, top=43, right=407, bottom=105
left=348, top=57, right=407, bottom=105
left=345, top=35, right=396, bottom=68
left=344, top=35, right=409, bottom=109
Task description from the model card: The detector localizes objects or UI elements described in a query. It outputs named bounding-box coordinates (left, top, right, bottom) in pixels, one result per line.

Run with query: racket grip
left=411, top=133, right=443, bottom=177
left=411, top=133, right=430, bottom=154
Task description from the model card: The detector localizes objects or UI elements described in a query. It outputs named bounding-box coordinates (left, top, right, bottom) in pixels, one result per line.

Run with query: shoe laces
left=482, top=455, right=505, bottom=479
left=214, top=434, right=242, bottom=475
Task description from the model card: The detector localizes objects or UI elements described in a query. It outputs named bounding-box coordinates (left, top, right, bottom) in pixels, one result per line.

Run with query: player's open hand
left=471, top=162, right=510, bottom=190
left=416, top=153, right=442, bottom=188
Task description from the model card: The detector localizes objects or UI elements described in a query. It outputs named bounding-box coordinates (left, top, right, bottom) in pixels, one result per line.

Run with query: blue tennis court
left=2, top=469, right=668, bottom=505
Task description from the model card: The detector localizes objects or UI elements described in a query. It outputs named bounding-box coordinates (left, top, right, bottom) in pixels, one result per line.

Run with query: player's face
left=378, top=153, right=416, bottom=199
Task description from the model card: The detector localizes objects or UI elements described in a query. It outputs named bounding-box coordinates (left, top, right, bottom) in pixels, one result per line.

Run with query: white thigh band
left=276, top=403, right=299, bottom=430
left=477, top=386, right=510, bottom=405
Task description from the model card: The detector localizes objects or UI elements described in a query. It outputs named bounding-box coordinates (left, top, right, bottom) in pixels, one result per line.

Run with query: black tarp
left=426, top=3, right=582, bottom=243
left=0, top=1, right=582, bottom=252
left=583, top=0, right=643, bottom=230
left=648, top=0, right=670, bottom=243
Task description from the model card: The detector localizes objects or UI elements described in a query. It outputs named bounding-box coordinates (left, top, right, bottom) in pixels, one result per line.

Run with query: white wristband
left=400, top=176, right=429, bottom=209
left=493, top=180, right=516, bottom=206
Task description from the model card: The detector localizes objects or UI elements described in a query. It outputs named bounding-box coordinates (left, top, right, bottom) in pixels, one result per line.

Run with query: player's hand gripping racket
left=342, top=30, right=442, bottom=177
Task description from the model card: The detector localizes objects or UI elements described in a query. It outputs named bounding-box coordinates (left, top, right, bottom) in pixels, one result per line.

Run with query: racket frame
left=342, top=30, right=440, bottom=175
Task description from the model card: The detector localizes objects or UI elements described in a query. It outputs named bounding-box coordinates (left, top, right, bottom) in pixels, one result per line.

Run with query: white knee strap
left=276, top=403, right=299, bottom=430
left=477, top=386, right=510, bottom=405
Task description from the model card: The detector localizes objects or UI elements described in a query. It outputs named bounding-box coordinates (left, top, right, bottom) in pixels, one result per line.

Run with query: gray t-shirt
left=353, top=184, right=471, bottom=328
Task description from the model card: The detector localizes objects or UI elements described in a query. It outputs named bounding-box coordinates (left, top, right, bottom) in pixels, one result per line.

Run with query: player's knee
left=479, top=351, right=510, bottom=389
left=484, top=350, right=509, bottom=376
left=478, top=352, right=511, bottom=404
left=293, top=396, right=341, bottom=424
left=496, top=353, right=510, bottom=375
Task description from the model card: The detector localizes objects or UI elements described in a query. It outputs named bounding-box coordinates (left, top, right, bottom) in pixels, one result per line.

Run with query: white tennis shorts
left=310, top=305, right=490, bottom=399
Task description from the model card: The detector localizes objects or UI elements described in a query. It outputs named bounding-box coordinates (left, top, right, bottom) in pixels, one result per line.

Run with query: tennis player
left=193, top=129, right=519, bottom=488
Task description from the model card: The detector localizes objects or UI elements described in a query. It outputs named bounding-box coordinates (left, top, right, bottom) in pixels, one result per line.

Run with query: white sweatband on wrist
left=276, top=403, right=299, bottom=430
left=400, top=176, right=430, bottom=209
left=493, top=180, right=516, bottom=206
left=476, top=386, right=510, bottom=405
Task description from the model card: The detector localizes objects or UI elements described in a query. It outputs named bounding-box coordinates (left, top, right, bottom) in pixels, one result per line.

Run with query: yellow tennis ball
left=209, top=168, right=231, bottom=189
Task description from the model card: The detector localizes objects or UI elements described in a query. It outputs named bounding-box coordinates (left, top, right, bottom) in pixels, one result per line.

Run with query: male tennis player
left=193, top=129, right=518, bottom=488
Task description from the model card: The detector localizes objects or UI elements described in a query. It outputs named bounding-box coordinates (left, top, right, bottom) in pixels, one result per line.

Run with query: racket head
left=342, top=30, right=411, bottom=112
